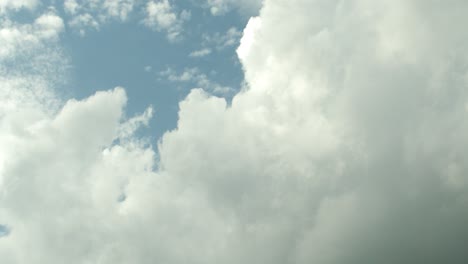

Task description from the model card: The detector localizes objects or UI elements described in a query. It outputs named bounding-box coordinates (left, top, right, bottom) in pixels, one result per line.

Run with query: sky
left=9, top=0, right=251, bottom=141
left=1, top=0, right=468, bottom=263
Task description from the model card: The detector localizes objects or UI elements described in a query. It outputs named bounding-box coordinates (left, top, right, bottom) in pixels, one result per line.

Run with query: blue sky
left=18, top=0, right=252, bottom=140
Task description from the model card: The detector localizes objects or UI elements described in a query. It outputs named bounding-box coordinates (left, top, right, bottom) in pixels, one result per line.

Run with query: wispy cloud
left=0, top=0, right=39, bottom=15
left=203, top=0, right=263, bottom=16
left=159, top=67, right=233, bottom=95
left=189, top=48, right=212, bottom=58
left=142, top=0, right=190, bottom=42
left=189, top=27, right=242, bottom=58
left=0, top=12, right=64, bottom=59
left=63, top=0, right=135, bottom=36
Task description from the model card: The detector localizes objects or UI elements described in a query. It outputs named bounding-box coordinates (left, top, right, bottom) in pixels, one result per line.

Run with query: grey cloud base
left=1, top=0, right=468, bottom=263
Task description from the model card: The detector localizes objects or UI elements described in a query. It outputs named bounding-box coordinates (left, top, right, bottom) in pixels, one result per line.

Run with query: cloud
left=0, top=11, right=68, bottom=144
left=0, top=12, right=64, bottom=60
left=159, top=67, right=234, bottom=95
left=63, top=0, right=135, bottom=35
left=204, top=0, right=263, bottom=16
left=118, top=106, right=153, bottom=141
left=0, top=0, right=38, bottom=14
left=63, top=0, right=79, bottom=15
left=142, top=0, right=191, bottom=42
left=0, top=11, right=66, bottom=119
left=189, top=27, right=242, bottom=58
left=211, top=27, right=242, bottom=49
left=68, top=13, right=100, bottom=36
left=63, top=0, right=192, bottom=38
left=189, top=48, right=212, bottom=58
left=2, top=0, right=468, bottom=264
left=102, top=0, right=134, bottom=21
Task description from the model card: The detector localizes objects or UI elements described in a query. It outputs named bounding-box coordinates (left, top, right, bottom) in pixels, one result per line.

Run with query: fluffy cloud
left=142, top=0, right=191, bottom=42
left=2, top=1, right=468, bottom=264
left=63, top=0, right=79, bottom=15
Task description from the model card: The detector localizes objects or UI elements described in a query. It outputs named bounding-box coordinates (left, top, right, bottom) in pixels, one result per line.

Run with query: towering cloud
left=1, top=0, right=468, bottom=263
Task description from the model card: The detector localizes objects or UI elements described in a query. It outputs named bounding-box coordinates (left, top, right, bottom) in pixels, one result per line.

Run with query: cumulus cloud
left=2, top=1, right=468, bottom=264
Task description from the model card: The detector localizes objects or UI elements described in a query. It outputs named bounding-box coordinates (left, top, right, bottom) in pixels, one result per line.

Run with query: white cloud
left=0, top=10, right=69, bottom=200
left=0, top=12, right=64, bottom=60
left=34, top=12, right=65, bottom=39
left=2, top=0, right=468, bottom=263
left=189, top=48, right=212, bottom=58
left=205, top=27, right=242, bottom=50
left=68, top=13, right=100, bottom=36
left=0, top=0, right=38, bottom=14
left=64, top=0, right=79, bottom=15
left=190, top=27, right=242, bottom=58
left=142, top=0, right=190, bottom=42
left=204, top=0, right=263, bottom=16
left=102, top=0, right=134, bottom=21
left=118, top=106, right=153, bottom=140
left=159, top=67, right=234, bottom=95
left=63, top=0, right=135, bottom=35
left=236, top=17, right=260, bottom=60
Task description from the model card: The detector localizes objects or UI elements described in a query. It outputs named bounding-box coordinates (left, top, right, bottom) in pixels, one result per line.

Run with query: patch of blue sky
left=61, top=2, right=248, bottom=142
left=0, top=225, right=11, bottom=238
left=9, top=0, right=250, bottom=142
